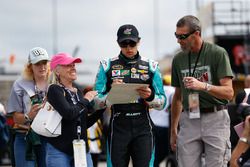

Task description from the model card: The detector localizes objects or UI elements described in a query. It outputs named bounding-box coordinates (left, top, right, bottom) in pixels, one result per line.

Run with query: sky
left=0, top=0, right=230, bottom=85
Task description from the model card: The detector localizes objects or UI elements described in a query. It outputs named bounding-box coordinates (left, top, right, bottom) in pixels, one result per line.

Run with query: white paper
left=106, top=83, right=149, bottom=104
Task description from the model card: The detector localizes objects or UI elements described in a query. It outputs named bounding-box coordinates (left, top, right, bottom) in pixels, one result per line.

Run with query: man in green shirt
left=170, top=15, right=234, bottom=167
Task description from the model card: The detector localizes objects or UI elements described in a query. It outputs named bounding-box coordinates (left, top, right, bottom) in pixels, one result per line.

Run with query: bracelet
left=239, top=137, right=250, bottom=145
left=24, top=113, right=32, bottom=122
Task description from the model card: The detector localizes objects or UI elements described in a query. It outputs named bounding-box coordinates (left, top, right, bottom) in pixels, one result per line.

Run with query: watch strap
left=239, top=137, right=250, bottom=145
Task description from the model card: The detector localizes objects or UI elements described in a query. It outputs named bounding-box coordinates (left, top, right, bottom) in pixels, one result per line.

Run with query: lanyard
left=61, top=84, right=80, bottom=105
left=64, top=87, right=82, bottom=138
left=188, top=42, right=204, bottom=77
left=60, top=84, right=82, bottom=139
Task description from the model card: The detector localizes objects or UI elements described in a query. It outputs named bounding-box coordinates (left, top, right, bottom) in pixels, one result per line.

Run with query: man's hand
left=183, top=76, right=205, bottom=91
left=170, top=128, right=178, bottom=151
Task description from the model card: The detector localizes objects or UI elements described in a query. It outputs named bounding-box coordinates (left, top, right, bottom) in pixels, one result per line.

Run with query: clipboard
left=106, top=83, right=149, bottom=104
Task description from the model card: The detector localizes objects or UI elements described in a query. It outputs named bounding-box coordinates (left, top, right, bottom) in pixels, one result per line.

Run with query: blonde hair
left=22, top=63, right=33, bottom=81
left=49, top=66, right=61, bottom=85
left=22, top=62, right=51, bottom=81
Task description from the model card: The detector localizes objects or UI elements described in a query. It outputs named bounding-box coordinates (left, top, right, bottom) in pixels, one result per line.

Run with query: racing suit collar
left=119, top=51, right=140, bottom=64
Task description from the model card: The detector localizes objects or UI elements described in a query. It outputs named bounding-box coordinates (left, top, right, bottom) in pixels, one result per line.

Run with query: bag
left=31, top=101, right=62, bottom=137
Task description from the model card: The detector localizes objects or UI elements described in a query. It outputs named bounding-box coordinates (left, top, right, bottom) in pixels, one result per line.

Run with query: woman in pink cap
left=45, top=53, right=103, bottom=167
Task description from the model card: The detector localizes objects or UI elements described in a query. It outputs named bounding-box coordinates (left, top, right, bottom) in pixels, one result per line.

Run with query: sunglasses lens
left=119, top=41, right=137, bottom=48
left=175, top=31, right=195, bottom=40
left=175, top=33, right=188, bottom=40
left=180, top=35, right=188, bottom=40
left=128, top=42, right=136, bottom=47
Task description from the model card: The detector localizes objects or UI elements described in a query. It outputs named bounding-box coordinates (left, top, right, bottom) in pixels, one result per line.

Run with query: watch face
left=240, top=137, right=248, bottom=143
left=207, top=84, right=212, bottom=91
left=205, top=83, right=212, bottom=91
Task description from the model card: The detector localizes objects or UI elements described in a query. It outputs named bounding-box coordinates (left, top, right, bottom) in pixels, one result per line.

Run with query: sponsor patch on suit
left=139, top=65, right=148, bottom=70
left=131, top=73, right=140, bottom=79
left=112, top=70, right=120, bottom=76
left=141, top=74, right=149, bottom=81
left=131, top=68, right=137, bottom=74
left=112, top=65, right=123, bottom=70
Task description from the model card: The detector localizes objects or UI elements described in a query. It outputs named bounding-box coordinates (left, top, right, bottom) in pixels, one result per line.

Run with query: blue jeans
left=14, top=133, right=35, bottom=167
left=46, top=142, right=93, bottom=167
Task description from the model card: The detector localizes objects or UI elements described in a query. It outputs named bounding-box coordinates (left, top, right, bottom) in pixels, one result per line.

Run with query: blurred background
left=0, top=0, right=217, bottom=84
left=0, top=0, right=249, bottom=85
left=0, top=0, right=250, bottom=166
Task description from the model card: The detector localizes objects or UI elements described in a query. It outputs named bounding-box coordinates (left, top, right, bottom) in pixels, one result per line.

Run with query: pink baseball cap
left=50, top=53, right=82, bottom=71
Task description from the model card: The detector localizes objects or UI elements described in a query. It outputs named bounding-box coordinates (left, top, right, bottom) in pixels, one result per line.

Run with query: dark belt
left=200, top=105, right=227, bottom=113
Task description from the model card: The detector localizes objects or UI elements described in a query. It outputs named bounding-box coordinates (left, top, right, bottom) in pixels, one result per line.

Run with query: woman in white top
left=8, top=47, right=50, bottom=167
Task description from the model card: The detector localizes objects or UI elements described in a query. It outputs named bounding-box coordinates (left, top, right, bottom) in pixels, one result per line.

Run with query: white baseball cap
left=28, top=47, right=50, bottom=64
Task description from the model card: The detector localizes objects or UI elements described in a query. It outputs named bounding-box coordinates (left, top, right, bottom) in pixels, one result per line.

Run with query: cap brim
left=72, top=58, right=82, bottom=64
left=118, top=37, right=139, bottom=43
left=30, top=57, right=50, bottom=64
left=60, top=57, right=82, bottom=65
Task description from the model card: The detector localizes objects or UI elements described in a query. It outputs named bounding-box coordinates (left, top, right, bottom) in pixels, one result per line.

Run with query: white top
left=149, top=85, right=175, bottom=127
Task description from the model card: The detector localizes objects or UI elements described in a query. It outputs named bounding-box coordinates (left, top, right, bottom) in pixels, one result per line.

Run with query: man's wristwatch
left=205, top=83, right=212, bottom=92
left=24, top=113, right=32, bottom=122
left=239, top=137, right=250, bottom=145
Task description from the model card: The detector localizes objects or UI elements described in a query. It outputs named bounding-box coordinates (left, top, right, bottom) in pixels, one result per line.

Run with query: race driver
left=93, top=24, right=166, bottom=167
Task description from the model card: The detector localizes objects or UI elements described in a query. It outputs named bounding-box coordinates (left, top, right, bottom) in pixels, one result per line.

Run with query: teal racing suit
left=94, top=52, right=166, bottom=167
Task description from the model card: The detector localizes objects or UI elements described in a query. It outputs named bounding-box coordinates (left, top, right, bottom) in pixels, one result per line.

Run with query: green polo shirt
left=171, top=42, right=234, bottom=109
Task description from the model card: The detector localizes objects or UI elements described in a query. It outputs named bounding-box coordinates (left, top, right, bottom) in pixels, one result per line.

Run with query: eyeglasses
left=174, top=30, right=196, bottom=40
left=119, top=41, right=137, bottom=48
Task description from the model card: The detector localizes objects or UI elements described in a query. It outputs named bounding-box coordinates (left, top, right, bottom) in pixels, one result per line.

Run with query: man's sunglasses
left=174, top=30, right=196, bottom=40
left=119, top=40, right=137, bottom=48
